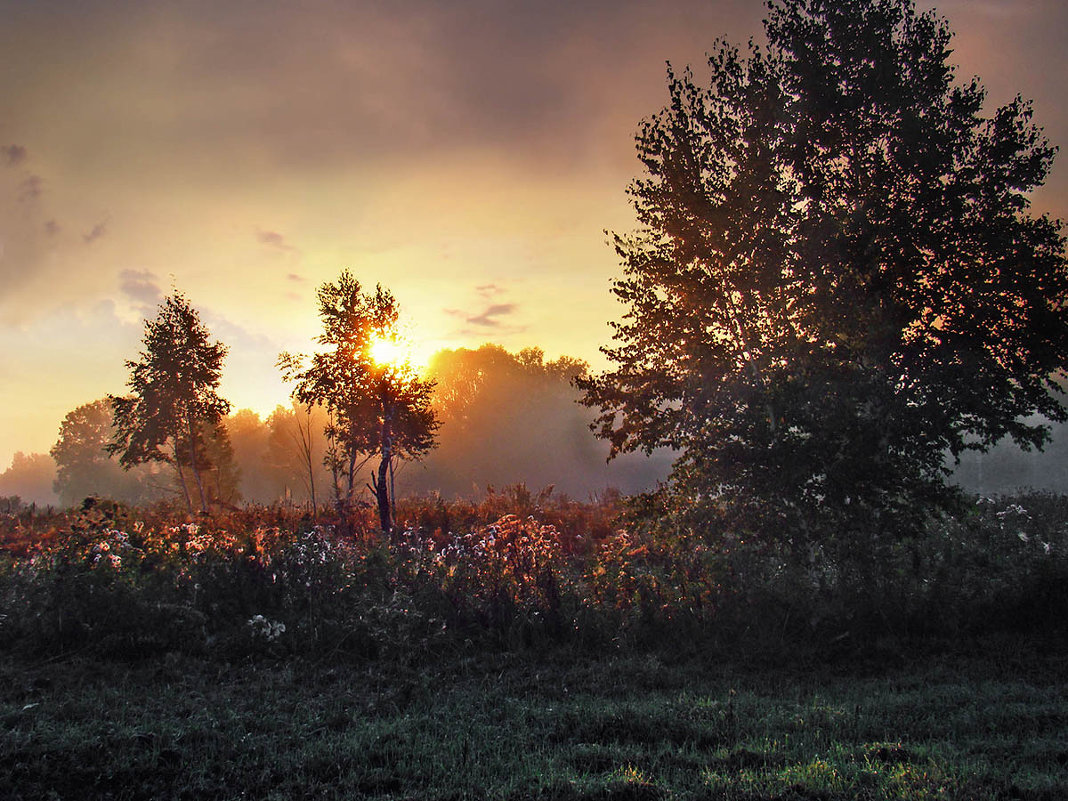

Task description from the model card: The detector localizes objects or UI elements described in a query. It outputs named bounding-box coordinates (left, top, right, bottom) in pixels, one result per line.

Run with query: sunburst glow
left=368, top=335, right=408, bottom=369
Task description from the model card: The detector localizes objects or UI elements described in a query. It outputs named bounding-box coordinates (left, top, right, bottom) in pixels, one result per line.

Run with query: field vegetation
left=2, top=488, right=1066, bottom=662
left=1, top=489, right=1067, bottom=799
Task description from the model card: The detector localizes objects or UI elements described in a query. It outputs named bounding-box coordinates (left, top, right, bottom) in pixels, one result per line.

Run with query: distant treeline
left=2, top=344, right=1065, bottom=511
left=0, top=345, right=674, bottom=510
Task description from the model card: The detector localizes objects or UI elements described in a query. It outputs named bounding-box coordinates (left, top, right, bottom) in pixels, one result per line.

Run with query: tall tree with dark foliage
left=580, top=0, right=1068, bottom=575
left=109, top=292, right=231, bottom=514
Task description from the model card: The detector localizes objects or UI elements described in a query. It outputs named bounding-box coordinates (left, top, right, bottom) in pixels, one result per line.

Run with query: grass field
left=3, top=638, right=1066, bottom=800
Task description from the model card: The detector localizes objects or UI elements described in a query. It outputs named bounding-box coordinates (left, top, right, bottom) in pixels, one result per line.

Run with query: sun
left=365, top=319, right=439, bottom=373
left=368, top=335, right=409, bottom=369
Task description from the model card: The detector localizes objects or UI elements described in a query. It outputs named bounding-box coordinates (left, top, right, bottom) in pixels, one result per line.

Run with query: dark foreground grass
left=3, top=638, right=1067, bottom=800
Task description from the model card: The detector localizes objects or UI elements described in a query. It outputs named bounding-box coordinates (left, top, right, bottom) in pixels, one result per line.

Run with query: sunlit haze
left=1, top=0, right=1065, bottom=472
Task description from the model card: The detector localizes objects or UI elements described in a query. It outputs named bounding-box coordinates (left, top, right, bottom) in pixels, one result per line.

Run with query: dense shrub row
left=0, top=488, right=1066, bottom=661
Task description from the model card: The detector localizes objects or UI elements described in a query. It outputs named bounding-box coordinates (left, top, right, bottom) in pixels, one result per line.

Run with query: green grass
left=3, top=640, right=1067, bottom=800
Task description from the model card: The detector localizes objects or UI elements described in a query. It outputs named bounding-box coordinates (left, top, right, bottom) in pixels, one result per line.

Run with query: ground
left=3, top=637, right=1066, bottom=800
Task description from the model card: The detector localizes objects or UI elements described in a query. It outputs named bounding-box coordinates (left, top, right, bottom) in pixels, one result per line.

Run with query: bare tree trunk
left=186, top=416, right=209, bottom=513
left=172, top=440, right=194, bottom=515
left=326, top=410, right=343, bottom=516
left=377, top=398, right=393, bottom=535
left=295, top=407, right=317, bottom=514
left=389, top=456, right=396, bottom=531
left=347, top=451, right=357, bottom=509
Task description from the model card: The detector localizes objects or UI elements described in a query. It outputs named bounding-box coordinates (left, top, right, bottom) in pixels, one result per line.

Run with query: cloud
left=18, top=175, right=42, bottom=202
left=448, top=302, right=517, bottom=329
left=0, top=1, right=769, bottom=179
left=287, top=273, right=304, bottom=282
left=82, top=221, right=108, bottom=244
left=119, top=269, right=162, bottom=308
left=44, top=220, right=60, bottom=236
left=256, top=228, right=297, bottom=252
left=2, top=145, right=26, bottom=167
left=476, top=283, right=503, bottom=297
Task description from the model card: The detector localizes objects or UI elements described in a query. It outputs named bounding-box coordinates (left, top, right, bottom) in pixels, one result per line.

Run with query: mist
left=404, top=345, right=673, bottom=500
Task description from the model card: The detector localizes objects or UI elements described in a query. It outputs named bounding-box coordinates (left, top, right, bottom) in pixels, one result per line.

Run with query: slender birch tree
left=280, top=270, right=438, bottom=533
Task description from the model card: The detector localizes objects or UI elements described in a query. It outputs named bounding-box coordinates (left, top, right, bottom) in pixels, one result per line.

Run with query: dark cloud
left=256, top=229, right=297, bottom=252
left=286, top=273, right=304, bottom=282
left=18, top=175, right=42, bottom=202
left=0, top=1, right=766, bottom=176
left=0, top=164, right=58, bottom=313
left=476, top=283, right=503, bottom=297
left=82, top=221, right=107, bottom=244
left=2, top=145, right=26, bottom=167
left=119, top=269, right=162, bottom=307
left=44, top=219, right=60, bottom=236
left=0, top=0, right=1063, bottom=222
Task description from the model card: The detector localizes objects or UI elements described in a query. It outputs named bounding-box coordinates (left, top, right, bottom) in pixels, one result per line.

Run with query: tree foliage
left=280, top=270, right=438, bottom=531
left=50, top=399, right=161, bottom=507
left=109, top=291, right=231, bottom=514
left=580, top=0, right=1068, bottom=551
left=0, top=451, right=56, bottom=508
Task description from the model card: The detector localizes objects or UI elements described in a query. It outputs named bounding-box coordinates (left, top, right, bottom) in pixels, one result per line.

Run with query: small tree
left=580, top=0, right=1068, bottom=574
left=109, top=291, right=230, bottom=514
left=280, top=270, right=438, bottom=532
left=266, top=402, right=330, bottom=510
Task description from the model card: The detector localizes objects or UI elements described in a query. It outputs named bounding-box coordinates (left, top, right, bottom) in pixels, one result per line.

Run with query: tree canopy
left=580, top=0, right=1068, bottom=548
left=109, top=291, right=231, bottom=514
left=0, top=451, right=57, bottom=508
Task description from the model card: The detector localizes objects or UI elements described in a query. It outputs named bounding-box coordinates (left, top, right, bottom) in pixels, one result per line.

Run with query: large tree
left=580, top=0, right=1068, bottom=560
left=109, top=291, right=231, bottom=514
left=280, top=270, right=438, bottom=532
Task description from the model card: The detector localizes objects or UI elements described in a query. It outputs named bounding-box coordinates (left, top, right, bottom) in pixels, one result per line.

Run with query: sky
left=1, top=0, right=1066, bottom=470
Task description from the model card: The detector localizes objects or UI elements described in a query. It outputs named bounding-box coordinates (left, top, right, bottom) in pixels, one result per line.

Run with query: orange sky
left=1, top=0, right=1066, bottom=470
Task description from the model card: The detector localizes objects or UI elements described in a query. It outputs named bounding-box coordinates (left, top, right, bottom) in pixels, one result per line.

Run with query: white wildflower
left=247, top=614, right=286, bottom=641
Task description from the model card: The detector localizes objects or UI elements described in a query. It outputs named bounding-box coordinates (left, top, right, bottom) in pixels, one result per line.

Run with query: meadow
left=2, top=488, right=1067, bottom=799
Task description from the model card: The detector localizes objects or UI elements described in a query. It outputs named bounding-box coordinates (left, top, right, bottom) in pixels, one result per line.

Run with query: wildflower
left=248, top=614, right=286, bottom=641
left=997, top=504, right=1030, bottom=519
